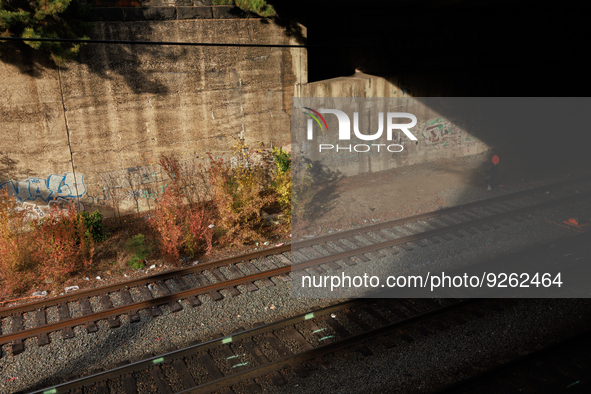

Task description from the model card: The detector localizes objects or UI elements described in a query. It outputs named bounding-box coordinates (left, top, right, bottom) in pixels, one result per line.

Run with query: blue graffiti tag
left=0, top=172, right=86, bottom=203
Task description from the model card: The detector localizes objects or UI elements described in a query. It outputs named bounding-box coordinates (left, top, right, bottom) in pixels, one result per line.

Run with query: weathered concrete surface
left=297, top=72, right=401, bottom=98
left=90, top=6, right=258, bottom=22
left=0, top=18, right=306, bottom=215
left=0, top=56, right=75, bottom=198
left=295, top=72, right=488, bottom=177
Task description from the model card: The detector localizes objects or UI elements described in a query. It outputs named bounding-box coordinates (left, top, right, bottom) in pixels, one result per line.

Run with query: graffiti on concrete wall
left=92, top=156, right=208, bottom=213
left=0, top=172, right=86, bottom=219
left=0, top=172, right=86, bottom=203
left=14, top=197, right=85, bottom=219
left=99, top=165, right=163, bottom=189
left=96, top=164, right=166, bottom=205
left=423, top=117, right=450, bottom=146
left=422, top=117, right=479, bottom=150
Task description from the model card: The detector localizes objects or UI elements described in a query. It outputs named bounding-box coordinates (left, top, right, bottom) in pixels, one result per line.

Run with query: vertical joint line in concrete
left=57, top=66, right=81, bottom=209
left=240, top=72, right=245, bottom=139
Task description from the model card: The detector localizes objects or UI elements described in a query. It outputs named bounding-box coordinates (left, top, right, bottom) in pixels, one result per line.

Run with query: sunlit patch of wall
left=296, top=73, right=490, bottom=177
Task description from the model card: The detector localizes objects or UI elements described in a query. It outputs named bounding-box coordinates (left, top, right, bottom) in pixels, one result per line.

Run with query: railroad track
left=23, top=233, right=591, bottom=394
left=1, top=176, right=591, bottom=355
left=436, top=329, right=591, bottom=393
left=27, top=297, right=503, bottom=394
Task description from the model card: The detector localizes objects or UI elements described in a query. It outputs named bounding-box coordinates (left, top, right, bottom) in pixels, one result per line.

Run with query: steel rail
left=178, top=299, right=483, bottom=393
left=0, top=264, right=291, bottom=345
left=1, top=191, right=587, bottom=345
left=0, top=244, right=290, bottom=317
left=287, top=191, right=591, bottom=267
left=31, top=235, right=591, bottom=392
left=27, top=299, right=368, bottom=394
left=30, top=299, right=484, bottom=394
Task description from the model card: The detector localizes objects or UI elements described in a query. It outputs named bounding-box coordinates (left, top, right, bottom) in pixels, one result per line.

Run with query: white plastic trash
left=33, top=291, right=48, bottom=297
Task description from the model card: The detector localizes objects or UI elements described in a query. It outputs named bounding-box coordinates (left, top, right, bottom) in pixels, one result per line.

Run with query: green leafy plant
left=235, top=0, right=276, bottom=17
left=126, top=233, right=150, bottom=270
left=272, top=147, right=291, bottom=173
left=0, top=0, right=90, bottom=65
left=79, top=210, right=107, bottom=242
left=212, top=0, right=276, bottom=17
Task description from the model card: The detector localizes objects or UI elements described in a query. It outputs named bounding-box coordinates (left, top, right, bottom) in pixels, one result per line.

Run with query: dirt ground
left=294, top=153, right=486, bottom=236
left=292, top=150, right=591, bottom=239
left=0, top=209, right=292, bottom=305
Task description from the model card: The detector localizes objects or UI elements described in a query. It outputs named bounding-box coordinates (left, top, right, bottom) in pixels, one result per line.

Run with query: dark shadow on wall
left=307, top=160, right=344, bottom=218
left=408, top=98, right=591, bottom=187
left=280, top=0, right=591, bottom=197
left=0, top=41, right=57, bottom=78
left=0, top=2, right=310, bottom=93
left=70, top=20, right=169, bottom=95
left=0, top=19, right=168, bottom=95
left=263, top=3, right=307, bottom=45
left=0, top=155, right=35, bottom=184
left=258, top=17, right=307, bottom=46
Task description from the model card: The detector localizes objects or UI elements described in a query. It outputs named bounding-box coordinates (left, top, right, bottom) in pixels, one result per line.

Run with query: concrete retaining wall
left=0, top=17, right=306, bottom=216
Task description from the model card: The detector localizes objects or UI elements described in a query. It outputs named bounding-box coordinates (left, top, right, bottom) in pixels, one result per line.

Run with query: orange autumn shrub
left=149, top=155, right=213, bottom=264
left=0, top=190, right=94, bottom=296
